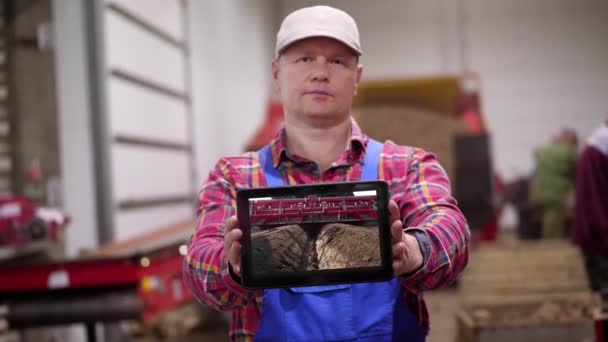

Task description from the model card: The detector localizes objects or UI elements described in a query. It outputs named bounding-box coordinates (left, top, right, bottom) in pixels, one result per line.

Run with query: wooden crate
left=456, top=303, right=596, bottom=342
left=456, top=240, right=601, bottom=341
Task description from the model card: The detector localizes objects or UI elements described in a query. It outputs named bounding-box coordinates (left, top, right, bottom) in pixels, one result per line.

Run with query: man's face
left=272, top=37, right=363, bottom=124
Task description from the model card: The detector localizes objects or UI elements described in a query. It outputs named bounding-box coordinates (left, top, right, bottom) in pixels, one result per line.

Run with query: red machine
left=250, top=195, right=378, bottom=226
left=0, top=196, right=68, bottom=247
left=0, top=220, right=194, bottom=342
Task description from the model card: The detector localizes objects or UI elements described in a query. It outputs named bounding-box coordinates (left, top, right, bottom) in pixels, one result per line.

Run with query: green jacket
left=530, top=142, right=577, bottom=206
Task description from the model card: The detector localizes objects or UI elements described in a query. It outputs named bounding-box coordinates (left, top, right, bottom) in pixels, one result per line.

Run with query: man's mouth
left=308, top=90, right=331, bottom=96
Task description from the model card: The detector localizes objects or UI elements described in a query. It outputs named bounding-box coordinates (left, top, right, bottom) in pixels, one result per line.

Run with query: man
left=184, top=5, right=469, bottom=341
left=571, top=120, right=608, bottom=291
left=529, top=128, right=578, bottom=238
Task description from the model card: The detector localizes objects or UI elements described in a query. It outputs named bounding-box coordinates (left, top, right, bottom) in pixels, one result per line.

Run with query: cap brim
left=276, top=32, right=362, bottom=58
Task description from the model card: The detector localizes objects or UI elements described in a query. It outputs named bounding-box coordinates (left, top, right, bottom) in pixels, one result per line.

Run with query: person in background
left=571, top=120, right=608, bottom=291
left=183, top=5, right=469, bottom=341
left=529, top=128, right=578, bottom=238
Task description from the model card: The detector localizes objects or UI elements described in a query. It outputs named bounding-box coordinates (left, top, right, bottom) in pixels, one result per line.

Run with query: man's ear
left=354, top=64, right=363, bottom=95
left=272, top=58, right=280, bottom=93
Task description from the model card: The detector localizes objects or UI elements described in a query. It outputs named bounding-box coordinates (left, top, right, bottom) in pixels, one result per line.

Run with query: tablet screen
left=236, top=181, right=392, bottom=288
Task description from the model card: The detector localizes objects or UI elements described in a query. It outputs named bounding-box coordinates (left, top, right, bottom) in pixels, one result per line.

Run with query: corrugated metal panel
left=108, top=76, right=189, bottom=144
left=114, top=202, right=193, bottom=241
left=111, top=145, right=191, bottom=201
left=104, top=8, right=186, bottom=93
left=98, top=0, right=194, bottom=241
left=105, top=0, right=184, bottom=42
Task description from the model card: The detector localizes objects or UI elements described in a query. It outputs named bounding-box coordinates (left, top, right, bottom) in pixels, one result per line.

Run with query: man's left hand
left=388, top=200, right=424, bottom=277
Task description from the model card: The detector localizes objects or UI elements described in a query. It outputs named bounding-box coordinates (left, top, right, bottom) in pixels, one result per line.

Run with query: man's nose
left=310, top=57, right=329, bottom=82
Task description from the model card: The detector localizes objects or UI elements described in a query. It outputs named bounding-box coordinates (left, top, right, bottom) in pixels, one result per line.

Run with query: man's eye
left=297, top=57, right=313, bottom=63
left=330, top=59, right=344, bottom=65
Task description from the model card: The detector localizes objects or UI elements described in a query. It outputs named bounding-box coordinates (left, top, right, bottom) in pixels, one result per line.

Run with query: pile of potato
left=353, top=105, right=468, bottom=181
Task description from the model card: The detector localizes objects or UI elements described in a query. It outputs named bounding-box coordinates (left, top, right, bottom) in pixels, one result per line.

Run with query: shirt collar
left=268, top=117, right=369, bottom=168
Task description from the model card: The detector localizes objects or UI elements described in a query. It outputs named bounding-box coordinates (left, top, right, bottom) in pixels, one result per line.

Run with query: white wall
left=188, top=0, right=277, bottom=181
left=465, top=0, right=608, bottom=180
left=52, top=0, right=99, bottom=256
left=281, top=0, right=455, bottom=78
left=281, top=0, right=608, bottom=181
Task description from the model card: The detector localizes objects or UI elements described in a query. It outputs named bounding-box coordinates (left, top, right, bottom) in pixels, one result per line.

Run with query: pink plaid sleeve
left=183, top=157, right=257, bottom=311
left=383, top=144, right=470, bottom=291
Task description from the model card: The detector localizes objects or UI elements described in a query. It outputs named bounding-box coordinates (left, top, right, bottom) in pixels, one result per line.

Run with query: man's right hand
left=224, top=216, right=243, bottom=276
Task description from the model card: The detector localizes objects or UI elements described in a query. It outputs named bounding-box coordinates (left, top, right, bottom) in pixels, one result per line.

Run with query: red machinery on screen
left=250, top=195, right=377, bottom=226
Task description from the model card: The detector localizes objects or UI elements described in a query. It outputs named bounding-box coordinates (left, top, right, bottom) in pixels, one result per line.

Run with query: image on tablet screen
left=248, top=190, right=381, bottom=275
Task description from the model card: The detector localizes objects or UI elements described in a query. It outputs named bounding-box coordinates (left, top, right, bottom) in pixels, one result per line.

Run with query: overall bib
left=254, top=140, right=426, bottom=342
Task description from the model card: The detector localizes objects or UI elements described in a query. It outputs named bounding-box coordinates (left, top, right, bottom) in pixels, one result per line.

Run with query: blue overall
left=255, top=140, right=426, bottom=341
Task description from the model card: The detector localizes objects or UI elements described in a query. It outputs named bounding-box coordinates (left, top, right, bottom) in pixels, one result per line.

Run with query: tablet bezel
left=235, top=180, right=393, bottom=289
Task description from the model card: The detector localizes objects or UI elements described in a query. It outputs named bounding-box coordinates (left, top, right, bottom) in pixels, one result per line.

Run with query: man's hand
left=389, top=200, right=424, bottom=277
left=224, top=216, right=242, bottom=276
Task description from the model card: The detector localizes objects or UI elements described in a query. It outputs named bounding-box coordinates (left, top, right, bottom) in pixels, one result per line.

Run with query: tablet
left=235, top=180, right=393, bottom=289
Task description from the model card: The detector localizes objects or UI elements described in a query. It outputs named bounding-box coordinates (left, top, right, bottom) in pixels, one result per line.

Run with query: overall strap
left=258, top=139, right=383, bottom=184
left=258, top=145, right=283, bottom=187
left=361, top=139, right=383, bottom=181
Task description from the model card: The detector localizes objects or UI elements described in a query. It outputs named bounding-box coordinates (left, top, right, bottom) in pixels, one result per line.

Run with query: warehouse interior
left=0, top=0, right=607, bottom=341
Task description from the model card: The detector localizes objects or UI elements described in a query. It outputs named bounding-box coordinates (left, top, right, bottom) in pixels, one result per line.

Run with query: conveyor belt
left=5, top=289, right=143, bottom=328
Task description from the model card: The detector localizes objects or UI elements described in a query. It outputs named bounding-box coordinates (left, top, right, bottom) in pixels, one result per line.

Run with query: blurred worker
left=571, top=120, right=608, bottom=291
left=183, top=5, right=469, bottom=341
left=529, top=128, right=578, bottom=238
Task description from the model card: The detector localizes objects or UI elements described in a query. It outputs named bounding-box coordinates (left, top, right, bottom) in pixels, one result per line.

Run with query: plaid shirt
left=184, top=119, right=470, bottom=341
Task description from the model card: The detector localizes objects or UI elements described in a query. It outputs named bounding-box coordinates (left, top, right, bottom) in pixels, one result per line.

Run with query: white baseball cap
left=275, top=5, right=362, bottom=58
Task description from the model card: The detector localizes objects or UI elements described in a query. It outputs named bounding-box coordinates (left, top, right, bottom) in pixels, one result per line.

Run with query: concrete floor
left=425, top=288, right=462, bottom=342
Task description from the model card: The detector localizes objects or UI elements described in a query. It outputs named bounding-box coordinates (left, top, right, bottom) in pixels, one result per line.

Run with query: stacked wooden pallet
left=456, top=240, right=601, bottom=342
